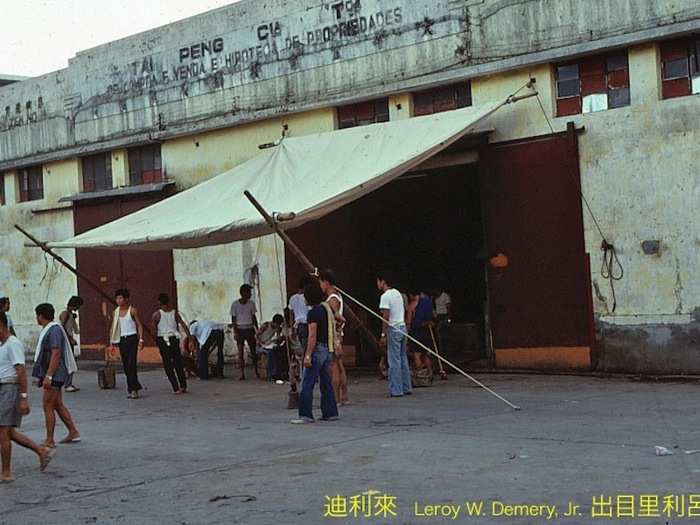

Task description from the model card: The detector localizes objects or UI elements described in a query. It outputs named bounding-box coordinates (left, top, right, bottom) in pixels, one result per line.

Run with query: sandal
left=40, top=441, right=56, bottom=449
left=40, top=449, right=54, bottom=472
left=59, top=435, right=81, bottom=444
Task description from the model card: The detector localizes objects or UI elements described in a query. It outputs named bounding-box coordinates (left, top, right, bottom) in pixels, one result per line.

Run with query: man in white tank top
left=109, top=289, right=145, bottom=399
left=319, top=269, right=349, bottom=406
left=152, top=293, right=191, bottom=394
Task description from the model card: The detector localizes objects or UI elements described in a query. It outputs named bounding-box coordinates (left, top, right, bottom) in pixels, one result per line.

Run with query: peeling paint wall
left=1, top=0, right=698, bottom=169
left=472, top=43, right=700, bottom=372
left=0, top=160, right=78, bottom=348
left=0, top=0, right=698, bottom=372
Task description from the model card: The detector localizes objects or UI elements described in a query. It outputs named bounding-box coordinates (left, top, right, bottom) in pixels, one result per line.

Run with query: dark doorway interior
left=348, top=164, right=486, bottom=365
left=286, top=163, right=487, bottom=368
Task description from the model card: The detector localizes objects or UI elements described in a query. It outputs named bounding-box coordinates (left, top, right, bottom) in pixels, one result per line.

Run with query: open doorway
left=285, top=162, right=488, bottom=369
left=346, top=163, right=487, bottom=367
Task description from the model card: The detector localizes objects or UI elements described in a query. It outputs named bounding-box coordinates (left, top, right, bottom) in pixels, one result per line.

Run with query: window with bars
left=81, top=153, right=112, bottom=193
left=18, top=166, right=44, bottom=202
left=555, top=51, right=630, bottom=117
left=660, top=36, right=700, bottom=99
left=337, top=98, right=390, bottom=129
left=128, top=144, right=163, bottom=185
left=413, top=82, right=472, bottom=116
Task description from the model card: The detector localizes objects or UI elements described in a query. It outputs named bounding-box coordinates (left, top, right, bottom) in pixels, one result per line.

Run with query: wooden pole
left=243, top=191, right=380, bottom=350
left=15, top=224, right=116, bottom=306
left=15, top=224, right=156, bottom=340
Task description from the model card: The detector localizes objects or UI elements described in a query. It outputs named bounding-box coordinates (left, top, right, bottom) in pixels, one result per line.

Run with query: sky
left=2, top=0, right=241, bottom=77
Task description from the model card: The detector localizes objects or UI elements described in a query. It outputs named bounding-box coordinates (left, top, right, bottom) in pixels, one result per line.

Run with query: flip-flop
left=59, top=436, right=81, bottom=444
left=40, top=450, right=54, bottom=472
left=40, top=442, right=56, bottom=449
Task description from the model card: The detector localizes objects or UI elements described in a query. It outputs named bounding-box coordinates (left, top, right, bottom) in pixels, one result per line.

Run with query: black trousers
left=119, top=334, right=142, bottom=392
left=156, top=336, right=188, bottom=392
left=235, top=327, right=258, bottom=375
left=198, top=329, right=224, bottom=380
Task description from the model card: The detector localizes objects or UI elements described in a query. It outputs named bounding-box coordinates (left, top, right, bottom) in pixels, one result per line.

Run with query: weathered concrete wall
left=0, top=160, right=78, bottom=349
left=1, top=0, right=698, bottom=169
left=472, top=43, right=700, bottom=373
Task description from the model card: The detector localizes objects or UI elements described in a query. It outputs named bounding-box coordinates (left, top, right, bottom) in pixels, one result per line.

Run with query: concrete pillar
left=111, top=149, right=129, bottom=187
left=5, top=170, right=18, bottom=204
left=389, top=93, right=412, bottom=120
left=628, top=43, right=660, bottom=107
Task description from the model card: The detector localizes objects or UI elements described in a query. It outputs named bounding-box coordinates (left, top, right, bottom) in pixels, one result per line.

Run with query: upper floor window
left=337, top=99, right=390, bottom=129
left=413, top=82, right=472, bottom=116
left=18, top=166, right=44, bottom=202
left=555, top=51, right=630, bottom=116
left=82, top=153, right=112, bottom=193
left=128, top=144, right=163, bottom=185
left=660, top=36, right=700, bottom=99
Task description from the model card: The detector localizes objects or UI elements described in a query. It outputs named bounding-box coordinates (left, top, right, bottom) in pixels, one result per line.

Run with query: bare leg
left=42, top=388, right=58, bottom=446
left=422, top=354, right=433, bottom=375
left=10, top=428, right=51, bottom=471
left=331, top=359, right=341, bottom=403
left=0, top=427, right=12, bottom=480
left=412, top=351, right=422, bottom=370
left=338, top=359, right=349, bottom=404
left=54, top=390, right=79, bottom=441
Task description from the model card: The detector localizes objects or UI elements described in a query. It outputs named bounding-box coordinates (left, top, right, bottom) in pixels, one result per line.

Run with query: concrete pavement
left=2, top=368, right=699, bottom=524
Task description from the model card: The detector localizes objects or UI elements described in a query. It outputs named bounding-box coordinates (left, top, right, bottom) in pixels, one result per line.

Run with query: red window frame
left=337, top=98, right=390, bottom=129
left=128, top=144, right=163, bottom=185
left=555, top=51, right=630, bottom=116
left=18, top=166, right=44, bottom=202
left=81, top=153, right=112, bottom=193
left=660, top=36, right=700, bottom=99
left=413, top=82, right=472, bottom=116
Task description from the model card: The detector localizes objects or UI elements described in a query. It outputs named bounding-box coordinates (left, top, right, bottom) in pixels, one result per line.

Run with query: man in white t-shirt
left=0, top=312, right=52, bottom=482
left=230, top=284, right=259, bottom=380
left=190, top=320, right=225, bottom=380
left=433, top=288, right=452, bottom=322
left=377, top=271, right=412, bottom=398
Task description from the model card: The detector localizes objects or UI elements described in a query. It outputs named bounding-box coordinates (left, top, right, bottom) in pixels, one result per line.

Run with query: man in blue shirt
left=409, top=289, right=435, bottom=376
left=32, top=303, right=80, bottom=448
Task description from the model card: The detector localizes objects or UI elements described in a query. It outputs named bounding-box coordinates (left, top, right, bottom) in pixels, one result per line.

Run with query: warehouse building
left=0, top=0, right=698, bottom=373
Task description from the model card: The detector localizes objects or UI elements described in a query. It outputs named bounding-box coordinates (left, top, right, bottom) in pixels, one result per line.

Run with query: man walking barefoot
left=32, top=303, right=80, bottom=448
left=0, top=312, right=52, bottom=482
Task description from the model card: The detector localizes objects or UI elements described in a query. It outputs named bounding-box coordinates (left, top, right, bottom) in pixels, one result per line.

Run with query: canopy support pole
left=243, top=192, right=521, bottom=411
left=15, top=224, right=117, bottom=307
left=243, top=191, right=380, bottom=350
left=14, top=224, right=158, bottom=343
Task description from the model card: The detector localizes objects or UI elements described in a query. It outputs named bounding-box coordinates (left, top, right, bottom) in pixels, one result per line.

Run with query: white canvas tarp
left=48, top=99, right=506, bottom=251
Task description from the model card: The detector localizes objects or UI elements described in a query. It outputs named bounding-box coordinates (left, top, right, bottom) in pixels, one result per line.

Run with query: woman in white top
left=319, top=269, right=349, bottom=406
left=109, top=289, right=145, bottom=399
left=152, top=293, right=191, bottom=394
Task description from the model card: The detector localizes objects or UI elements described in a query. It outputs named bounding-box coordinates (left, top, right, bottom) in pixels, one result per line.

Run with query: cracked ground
left=2, top=369, right=699, bottom=524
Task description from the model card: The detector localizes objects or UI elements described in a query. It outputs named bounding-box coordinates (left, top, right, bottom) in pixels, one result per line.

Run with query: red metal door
left=480, top=126, right=593, bottom=369
left=74, top=194, right=175, bottom=349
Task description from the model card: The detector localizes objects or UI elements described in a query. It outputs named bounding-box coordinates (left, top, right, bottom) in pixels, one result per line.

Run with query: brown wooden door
left=480, top=126, right=593, bottom=369
left=74, top=194, right=175, bottom=348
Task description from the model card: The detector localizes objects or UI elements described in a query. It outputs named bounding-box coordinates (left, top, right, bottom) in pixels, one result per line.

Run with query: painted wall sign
left=102, top=1, right=419, bottom=97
